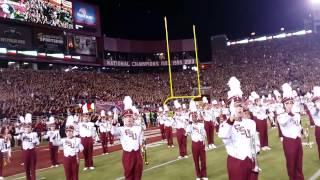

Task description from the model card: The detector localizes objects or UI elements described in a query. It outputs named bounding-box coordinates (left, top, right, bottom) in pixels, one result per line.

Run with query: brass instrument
left=142, top=139, right=149, bottom=165
left=303, top=127, right=313, bottom=148
left=251, top=133, right=261, bottom=173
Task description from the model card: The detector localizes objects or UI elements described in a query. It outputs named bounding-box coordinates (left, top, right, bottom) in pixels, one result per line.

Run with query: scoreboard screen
left=0, top=0, right=73, bottom=29
left=0, top=0, right=100, bottom=34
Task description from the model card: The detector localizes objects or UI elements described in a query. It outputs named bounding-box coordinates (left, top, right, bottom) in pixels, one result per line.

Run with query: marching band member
left=158, top=107, right=166, bottom=141
left=15, top=117, right=24, bottom=147
left=218, top=77, right=260, bottom=180
left=250, top=92, right=270, bottom=151
left=16, top=113, right=40, bottom=180
left=310, top=86, right=320, bottom=159
left=1, top=126, right=12, bottom=164
left=72, top=114, right=80, bottom=137
left=304, top=92, right=316, bottom=127
left=111, top=96, right=144, bottom=180
left=186, top=100, right=208, bottom=180
left=216, top=101, right=229, bottom=133
left=164, top=105, right=175, bottom=148
left=277, top=83, right=304, bottom=180
left=174, top=100, right=188, bottom=159
left=95, top=110, right=111, bottom=155
left=266, top=96, right=277, bottom=129
left=132, top=106, right=146, bottom=130
left=211, top=100, right=220, bottom=133
left=202, top=97, right=217, bottom=150
left=274, top=90, right=284, bottom=141
left=108, top=109, right=117, bottom=145
left=0, top=126, right=11, bottom=180
left=60, top=125, right=84, bottom=180
left=79, top=105, right=96, bottom=171
left=43, top=116, right=61, bottom=167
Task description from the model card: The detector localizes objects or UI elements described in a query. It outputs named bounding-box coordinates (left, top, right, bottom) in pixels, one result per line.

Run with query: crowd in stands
left=0, top=69, right=197, bottom=119
left=208, top=33, right=320, bottom=98
left=1, top=33, right=320, bottom=119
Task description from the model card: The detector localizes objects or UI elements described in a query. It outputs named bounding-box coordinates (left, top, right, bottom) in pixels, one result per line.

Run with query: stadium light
left=47, top=53, right=64, bottom=59
left=311, top=0, right=320, bottom=5
left=72, top=56, right=81, bottom=60
left=251, top=32, right=256, bottom=36
left=280, top=27, right=285, bottom=31
left=236, top=39, right=249, bottom=44
left=292, top=30, right=306, bottom=36
left=18, top=51, right=37, bottom=57
left=0, top=48, right=7, bottom=54
left=7, top=50, right=16, bottom=55
left=306, top=30, right=313, bottom=33
left=182, top=65, right=187, bottom=70
left=254, top=36, right=267, bottom=41
left=64, top=55, right=72, bottom=59
left=37, top=53, right=46, bottom=57
left=273, top=33, right=286, bottom=39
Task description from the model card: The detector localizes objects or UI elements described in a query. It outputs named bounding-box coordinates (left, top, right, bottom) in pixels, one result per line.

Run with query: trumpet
left=303, top=127, right=313, bottom=148
left=141, top=139, right=149, bottom=165
left=250, top=133, right=261, bottom=173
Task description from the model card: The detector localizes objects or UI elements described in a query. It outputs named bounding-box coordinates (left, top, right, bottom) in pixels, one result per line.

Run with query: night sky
left=90, top=0, right=311, bottom=61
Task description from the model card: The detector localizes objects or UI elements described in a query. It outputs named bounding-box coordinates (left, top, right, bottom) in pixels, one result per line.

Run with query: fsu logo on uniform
left=234, top=124, right=251, bottom=138
left=125, top=129, right=137, bottom=140
left=22, top=136, right=32, bottom=142
left=65, top=140, right=75, bottom=148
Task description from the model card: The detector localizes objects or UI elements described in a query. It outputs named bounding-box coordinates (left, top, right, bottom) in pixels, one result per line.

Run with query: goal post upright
left=163, top=18, right=202, bottom=106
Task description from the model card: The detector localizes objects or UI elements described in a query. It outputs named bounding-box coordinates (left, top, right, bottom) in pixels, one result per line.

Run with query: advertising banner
left=103, top=59, right=196, bottom=67
left=72, top=35, right=96, bottom=55
left=33, top=29, right=65, bottom=53
left=73, top=1, right=97, bottom=26
left=0, top=23, right=32, bottom=50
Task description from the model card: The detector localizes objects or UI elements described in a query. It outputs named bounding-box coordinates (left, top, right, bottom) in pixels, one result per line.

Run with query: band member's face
left=25, top=126, right=32, bottom=133
left=192, top=115, right=197, bottom=122
left=242, top=110, right=250, bottom=119
left=284, top=101, right=294, bottom=112
left=124, top=116, right=134, bottom=127
left=83, top=115, right=89, bottom=122
left=66, top=130, right=73, bottom=138
left=234, top=103, right=243, bottom=118
left=50, top=125, right=55, bottom=131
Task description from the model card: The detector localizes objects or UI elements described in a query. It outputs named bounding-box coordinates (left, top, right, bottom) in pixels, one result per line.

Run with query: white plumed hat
left=174, top=100, right=181, bottom=109
left=25, top=113, right=32, bottom=124
left=202, top=97, right=208, bottom=104
left=123, top=96, right=133, bottom=110
left=100, top=110, right=106, bottom=117
left=281, top=83, right=294, bottom=104
left=82, top=104, right=89, bottom=114
left=189, top=100, right=197, bottom=112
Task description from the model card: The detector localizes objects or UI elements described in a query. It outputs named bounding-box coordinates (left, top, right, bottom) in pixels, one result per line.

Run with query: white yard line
left=309, top=169, right=320, bottom=180
left=9, top=139, right=166, bottom=180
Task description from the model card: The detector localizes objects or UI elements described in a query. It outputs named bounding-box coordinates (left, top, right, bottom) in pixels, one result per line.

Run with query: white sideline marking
left=9, top=138, right=165, bottom=180
left=309, top=169, right=320, bottom=180
left=114, top=144, right=224, bottom=180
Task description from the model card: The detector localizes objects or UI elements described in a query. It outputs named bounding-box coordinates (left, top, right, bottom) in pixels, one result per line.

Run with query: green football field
left=8, top=117, right=320, bottom=180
